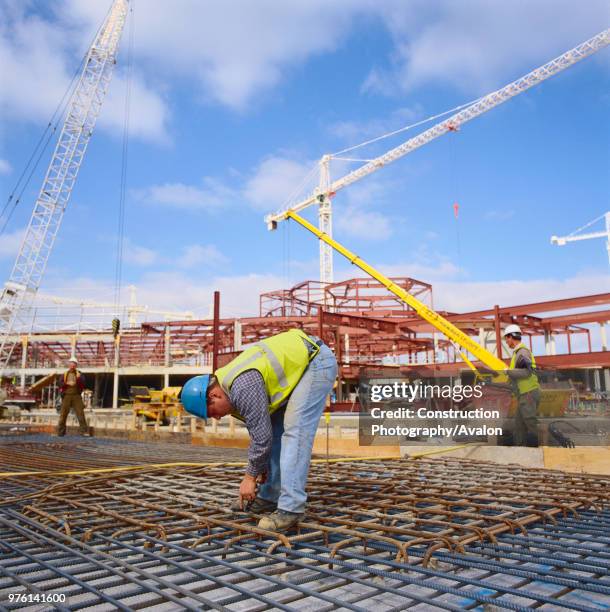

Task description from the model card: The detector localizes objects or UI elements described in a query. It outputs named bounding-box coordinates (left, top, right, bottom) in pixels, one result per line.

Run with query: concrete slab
left=400, top=444, right=545, bottom=468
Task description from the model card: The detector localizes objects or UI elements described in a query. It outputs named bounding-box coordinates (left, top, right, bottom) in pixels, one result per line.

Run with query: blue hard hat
left=181, top=375, right=210, bottom=419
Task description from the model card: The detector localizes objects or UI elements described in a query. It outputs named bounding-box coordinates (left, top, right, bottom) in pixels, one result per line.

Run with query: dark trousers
left=57, top=390, right=89, bottom=435
left=514, top=389, right=540, bottom=447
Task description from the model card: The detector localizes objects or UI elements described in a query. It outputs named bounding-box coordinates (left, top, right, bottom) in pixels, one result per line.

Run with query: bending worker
left=181, top=328, right=337, bottom=532
left=503, top=324, right=541, bottom=447
left=57, top=358, right=90, bottom=437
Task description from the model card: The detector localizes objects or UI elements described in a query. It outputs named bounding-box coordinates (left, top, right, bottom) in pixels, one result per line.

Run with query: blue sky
left=0, top=0, right=609, bottom=319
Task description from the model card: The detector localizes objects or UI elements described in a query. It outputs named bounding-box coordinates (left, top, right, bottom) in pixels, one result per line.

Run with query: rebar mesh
left=1, top=435, right=609, bottom=610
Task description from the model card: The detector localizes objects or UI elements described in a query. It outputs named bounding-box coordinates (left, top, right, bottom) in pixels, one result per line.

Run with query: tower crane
left=0, top=0, right=129, bottom=374
left=551, top=212, right=610, bottom=265
left=266, top=29, right=609, bottom=375
left=266, top=29, right=609, bottom=286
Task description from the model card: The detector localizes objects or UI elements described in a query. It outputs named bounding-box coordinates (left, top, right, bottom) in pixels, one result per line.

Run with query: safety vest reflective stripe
left=509, top=343, right=540, bottom=395
left=221, top=350, right=262, bottom=388
left=255, top=341, right=288, bottom=388
left=255, top=340, right=289, bottom=405
left=215, top=329, right=317, bottom=417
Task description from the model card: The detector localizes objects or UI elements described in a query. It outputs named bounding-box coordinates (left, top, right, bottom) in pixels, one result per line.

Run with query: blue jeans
left=257, top=343, right=337, bottom=513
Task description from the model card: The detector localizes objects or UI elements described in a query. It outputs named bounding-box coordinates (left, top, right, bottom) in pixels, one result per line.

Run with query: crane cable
left=451, top=130, right=462, bottom=264
left=565, top=212, right=608, bottom=238
left=112, top=0, right=135, bottom=322
left=329, top=95, right=484, bottom=158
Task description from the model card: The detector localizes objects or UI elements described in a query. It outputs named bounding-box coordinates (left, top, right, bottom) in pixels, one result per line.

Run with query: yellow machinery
left=132, top=386, right=184, bottom=425
left=285, top=210, right=508, bottom=379
left=282, top=210, right=574, bottom=417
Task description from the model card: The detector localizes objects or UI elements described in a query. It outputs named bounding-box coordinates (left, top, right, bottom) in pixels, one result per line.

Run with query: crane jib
left=266, top=29, right=609, bottom=223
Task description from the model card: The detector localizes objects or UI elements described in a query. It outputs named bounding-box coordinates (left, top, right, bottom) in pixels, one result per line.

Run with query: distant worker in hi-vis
left=503, top=324, right=541, bottom=447
left=57, top=358, right=90, bottom=437
left=181, top=328, right=337, bottom=532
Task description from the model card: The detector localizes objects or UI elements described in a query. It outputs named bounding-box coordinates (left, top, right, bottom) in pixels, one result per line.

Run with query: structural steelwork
left=5, top=279, right=609, bottom=371
left=3, top=278, right=610, bottom=409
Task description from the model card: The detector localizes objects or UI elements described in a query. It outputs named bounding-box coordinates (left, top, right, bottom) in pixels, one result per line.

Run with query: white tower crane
left=266, top=29, right=610, bottom=284
left=551, top=212, right=610, bottom=265
left=0, top=0, right=129, bottom=373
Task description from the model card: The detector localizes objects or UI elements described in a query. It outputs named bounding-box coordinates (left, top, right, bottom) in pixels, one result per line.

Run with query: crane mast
left=266, top=29, right=610, bottom=283
left=317, top=155, right=333, bottom=286
left=0, top=0, right=129, bottom=373
left=265, top=28, right=609, bottom=373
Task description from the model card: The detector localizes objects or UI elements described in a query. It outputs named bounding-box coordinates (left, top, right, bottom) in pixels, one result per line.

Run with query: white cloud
left=0, top=227, right=25, bottom=259
left=98, top=73, right=170, bottom=144
left=177, top=244, right=228, bottom=269
left=40, top=266, right=286, bottom=320
left=122, top=240, right=158, bottom=266
left=94, top=235, right=227, bottom=270
left=243, top=156, right=318, bottom=212
left=135, top=155, right=323, bottom=216
left=332, top=171, right=405, bottom=241
left=1, top=0, right=606, bottom=147
left=366, top=259, right=462, bottom=282
left=62, top=0, right=377, bottom=110
left=329, top=105, right=423, bottom=146
left=367, top=0, right=608, bottom=96
left=336, top=207, right=393, bottom=241
left=120, top=1, right=373, bottom=110
left=434, top=274, right=610, bottom=312
left=0, top=159, right=12, bottom=175
left=134, top=178, right=235, bottom=211
left=0, top=2, right=169, bottom=143
left=485, top=209, right=515, bottom=221
left=120, top=271, right=284, bottom=318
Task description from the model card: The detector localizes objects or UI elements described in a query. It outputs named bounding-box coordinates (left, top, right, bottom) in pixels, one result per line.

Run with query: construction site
left=0, top=2, right=609, bottom=610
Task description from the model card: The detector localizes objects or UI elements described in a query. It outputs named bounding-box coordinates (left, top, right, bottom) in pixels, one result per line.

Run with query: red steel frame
left=6, top=280, right=610, bottom=377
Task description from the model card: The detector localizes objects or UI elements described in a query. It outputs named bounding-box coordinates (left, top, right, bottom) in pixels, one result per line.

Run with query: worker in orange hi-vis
left=57, top=358, right=90, bottom=437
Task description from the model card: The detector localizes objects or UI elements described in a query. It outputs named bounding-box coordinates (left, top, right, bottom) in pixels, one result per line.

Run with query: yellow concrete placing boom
left=286, top=210, right=508, bottom=379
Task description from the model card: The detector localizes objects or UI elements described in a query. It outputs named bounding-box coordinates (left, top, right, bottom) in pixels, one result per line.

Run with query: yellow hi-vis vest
left=215, top=329, right=320, bottom=416
left=509, top=343, right=540, bottom=395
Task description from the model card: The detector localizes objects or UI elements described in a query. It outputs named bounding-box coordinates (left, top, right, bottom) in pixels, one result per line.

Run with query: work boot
left=248, top=497, right=277, bottom=514
left=229, top=496, right=277, bottom=514
left=258, top=510, right=302, bottom=532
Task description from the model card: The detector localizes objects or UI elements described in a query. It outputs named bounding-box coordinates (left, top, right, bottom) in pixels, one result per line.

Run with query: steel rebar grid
left=1, top=438, right=609, bottom=610
left=0, top=434, right=248, bottom=473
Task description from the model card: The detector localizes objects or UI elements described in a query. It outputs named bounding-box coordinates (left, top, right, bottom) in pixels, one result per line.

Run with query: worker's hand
left=239, top=474, right=257, bottom=509
left=256, top=471, right=268, bottom=485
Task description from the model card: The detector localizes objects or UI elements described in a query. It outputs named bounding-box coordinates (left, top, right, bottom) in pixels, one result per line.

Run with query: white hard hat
left=503, top=324, right=522, bottom=337
left=69, top=357, right=78, bottom=364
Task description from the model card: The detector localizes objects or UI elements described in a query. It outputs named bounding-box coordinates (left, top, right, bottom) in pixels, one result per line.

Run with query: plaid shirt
left=508, top=347, right=535, bottom=381
left=229, top=369, right=272, bottom=477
